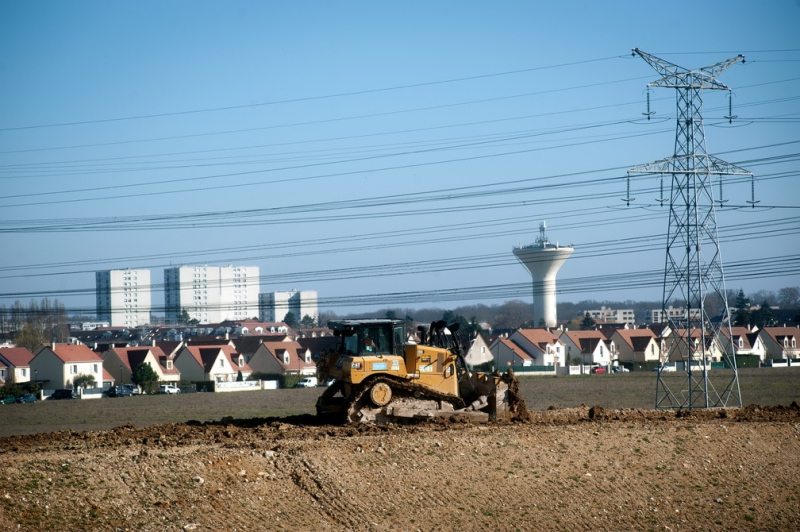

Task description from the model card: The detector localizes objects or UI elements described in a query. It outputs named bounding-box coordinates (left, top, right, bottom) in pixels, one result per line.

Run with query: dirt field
left=1, top=369, right=799, bottom=530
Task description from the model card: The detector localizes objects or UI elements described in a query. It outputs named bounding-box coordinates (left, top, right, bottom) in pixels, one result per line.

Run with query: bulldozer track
left=345, top=375, right=467, bottom=423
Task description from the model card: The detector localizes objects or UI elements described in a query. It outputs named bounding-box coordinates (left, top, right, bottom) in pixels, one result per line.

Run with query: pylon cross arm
left=701, top=54, right=746, bottom=79
left=633, top=48, right=744, bottom=91
left=628, top=155, right=752, bottom=176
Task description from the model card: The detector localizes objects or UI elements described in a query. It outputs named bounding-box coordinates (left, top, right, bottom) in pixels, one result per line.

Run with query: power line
left=2, top=74, right=797, bottom=157
left=0, top=55, right=625, bottom=131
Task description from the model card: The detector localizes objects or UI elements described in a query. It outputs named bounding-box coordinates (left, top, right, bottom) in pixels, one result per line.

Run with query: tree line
left=0, top=298, right=70, bottom=351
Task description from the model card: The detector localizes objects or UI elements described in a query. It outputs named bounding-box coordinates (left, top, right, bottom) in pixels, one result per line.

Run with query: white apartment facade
left=259, top=290, right=319, bottom=323
left=96, top=269, right=151, bottom=327
left=583, top=306, right=635, bottom=324
left=164, top=265, right=260, bottom=323
left=164, top=265, right=260, bottom=324
left=650, top=305, right=702, bottom=324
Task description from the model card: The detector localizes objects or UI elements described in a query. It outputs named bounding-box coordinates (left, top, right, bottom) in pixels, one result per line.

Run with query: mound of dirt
left=1, top=406, right=799, bottom=530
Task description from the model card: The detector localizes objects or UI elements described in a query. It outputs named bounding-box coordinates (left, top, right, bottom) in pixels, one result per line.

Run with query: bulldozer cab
left=332, top=319, right=405, bottom=357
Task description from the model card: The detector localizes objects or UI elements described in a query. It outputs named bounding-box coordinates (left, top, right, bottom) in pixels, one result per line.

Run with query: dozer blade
left=458, top=370, right=526, bottom=422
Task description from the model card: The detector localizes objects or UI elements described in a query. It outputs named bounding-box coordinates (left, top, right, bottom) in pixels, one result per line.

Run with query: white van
left=294, top=376, right=318, bottom=388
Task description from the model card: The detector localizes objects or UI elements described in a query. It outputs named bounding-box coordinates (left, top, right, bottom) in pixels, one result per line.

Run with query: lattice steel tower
left=628, top=48, right=750, bottom=409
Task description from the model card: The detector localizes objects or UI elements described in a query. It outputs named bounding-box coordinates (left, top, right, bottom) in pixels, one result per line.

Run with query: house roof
left=109, top=347, right=150, bottom=371
left=102, top=368, right=115, bottom=382
left=232, top=335, right=288, bottom=356
left=260, top=341, right=313, bottom=372
left=578, top=338, right=602, bottom=353
left=236, top=320, right=288, bottom=329
left=613, top=328, right=656, bottom=351
left=515, top=328, right=561, bottom=349
left=725, top=327, right=754, bottom=349
left=496, top=338, right=535, bottom=363
left=296, top=336, right=338, bottom=354
left=0, top=347, right=35, bottom=367
left=761, top=326, right=800, bottom=342
left=156, top=341, right=182, bottom=357
left=561, top=330, right=607, bottom=353
left=48, top=343, right=104, bottom=363
left=184, top=345, right=251, bottom=374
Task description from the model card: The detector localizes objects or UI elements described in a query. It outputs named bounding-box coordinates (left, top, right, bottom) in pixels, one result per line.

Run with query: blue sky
left=1, top=0, right=798, bottom=317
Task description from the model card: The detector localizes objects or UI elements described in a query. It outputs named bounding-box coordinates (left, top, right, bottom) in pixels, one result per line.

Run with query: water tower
left=513, top=222, right=573, bottom=328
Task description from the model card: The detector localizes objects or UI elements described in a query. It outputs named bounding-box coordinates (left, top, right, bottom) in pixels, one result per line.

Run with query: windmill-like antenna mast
left=628, top=48, right=751, bottom=409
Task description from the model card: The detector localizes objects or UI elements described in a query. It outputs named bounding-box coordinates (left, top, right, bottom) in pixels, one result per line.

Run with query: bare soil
left=1, top=369, right=799, bottom=530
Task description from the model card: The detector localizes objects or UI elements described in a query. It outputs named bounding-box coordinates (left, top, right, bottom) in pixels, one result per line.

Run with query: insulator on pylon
left=723, top=91, right=737, bottom=124
left=622, top=175, right=635, bottom=206
left=642, top=87, right=655, bottom=120
left=656, top=174, right=666, bottom=207
left=716, top=177, right=728, bottom=206
left=746, top=174, right=760, bottom=208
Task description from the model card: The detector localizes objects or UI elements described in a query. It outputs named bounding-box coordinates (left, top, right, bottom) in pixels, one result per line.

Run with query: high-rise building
left=164, top=265, right=260, bottom=324
left=513, top=222, right=573, bottom=328
left=96, top=269, right=152, bottom=327
left=259, top=290, right=319, bottom=324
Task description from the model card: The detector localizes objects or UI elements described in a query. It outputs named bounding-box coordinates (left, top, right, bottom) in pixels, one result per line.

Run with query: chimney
left=52, top=342, right=56, bottom=350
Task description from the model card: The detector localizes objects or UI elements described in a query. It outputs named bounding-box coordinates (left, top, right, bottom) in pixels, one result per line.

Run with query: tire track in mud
left=285, top=455, right=371, bottom=531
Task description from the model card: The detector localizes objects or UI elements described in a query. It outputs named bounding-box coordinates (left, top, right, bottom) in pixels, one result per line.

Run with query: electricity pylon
left=628, top=48, right=750, bottom=409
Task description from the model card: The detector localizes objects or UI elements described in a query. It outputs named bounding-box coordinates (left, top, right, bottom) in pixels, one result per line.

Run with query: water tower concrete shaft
left=513, top=222, right=573, bottom=328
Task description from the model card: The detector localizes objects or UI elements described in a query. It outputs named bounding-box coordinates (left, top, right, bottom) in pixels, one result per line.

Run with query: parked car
left=294, top=376, right=318, bottom=388
left=49, top=389, right=77, bottom=400
left=122, top=384, right=142, bottom=395
left=2, top=395, right=17, bottom=405
left=159, top=384, right=181, bottom=394
left=611, top=365, right=630, bottom=373
left=591, top=366, right=607, bottom=374
left=16, top=393, right=37, bottom=403
left=106, top=385, right=133, bottom=398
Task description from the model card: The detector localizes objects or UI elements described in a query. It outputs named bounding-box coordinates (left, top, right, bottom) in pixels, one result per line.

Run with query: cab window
left=360, top=326, right=390, bottom=355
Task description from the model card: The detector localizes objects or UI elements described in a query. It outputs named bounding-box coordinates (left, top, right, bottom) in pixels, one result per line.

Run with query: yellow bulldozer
left=315, top=319, right=525, bottom=424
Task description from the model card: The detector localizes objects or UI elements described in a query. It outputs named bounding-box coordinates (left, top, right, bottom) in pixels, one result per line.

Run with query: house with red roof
left=30, top=343, right=104, bottom=389
left=173, top=344, right=252, bottom=383
left=102, top=345, right=180, bottom=385
left=0, top=347, right=35, bottom=384
left=610, top=328, right=660, bottom=364
left=659, top=328, right=723, bottom=363
left=558, top=330, right=612, bottom=366
left=490, top=337, right=537, bottom=368
left=758, top=326, right=800, bottom=361
left=506, top=328, right=566, bottom=367
left=720, top=327, right=766, bottom=361
left=246, top=340, right=316, bottom=376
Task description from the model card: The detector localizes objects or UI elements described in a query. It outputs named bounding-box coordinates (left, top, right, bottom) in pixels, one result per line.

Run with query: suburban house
left=296, top=335, right=339, bottom=364
left=720, top=327, right=767, bottom=361
left=610, top=328, right=660, bottom=365
left=507, top=328, right=566, bottom=367
left=173, top=344, right=252, bottom=383
left=758, top=326, right=800, bottom=361
left=660, top=328, right=723, bottom=362
left=232, top=335, right=290, bottom=360
left=558, top=330, right=612, bottom=366
left=246, top=340, right=316, bottom=376
left=490, top=336, right=536, bottom=368
left=0, top=347, right=35, bottom=384
left=30, top=343, right=105, bottom=389
left=464, top=334, right=494, bottom=368
left=102, top=346, right=180, bottom=385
